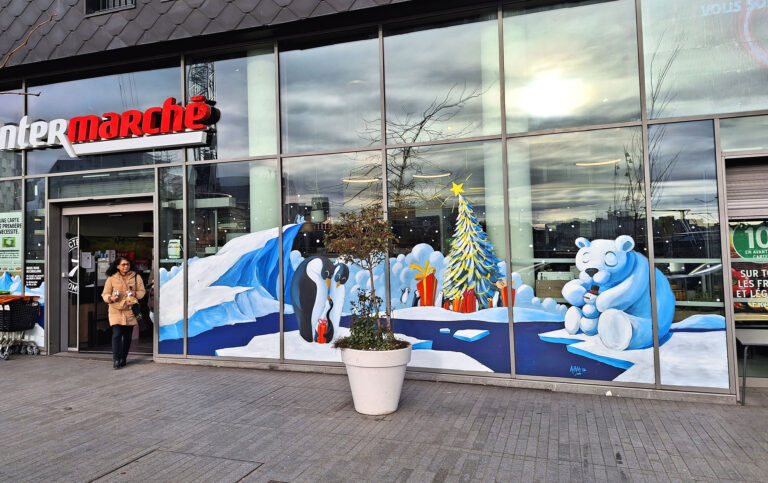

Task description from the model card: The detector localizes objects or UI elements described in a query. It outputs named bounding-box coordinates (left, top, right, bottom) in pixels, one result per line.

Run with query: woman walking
left=102, top=256, right=145, bottom=369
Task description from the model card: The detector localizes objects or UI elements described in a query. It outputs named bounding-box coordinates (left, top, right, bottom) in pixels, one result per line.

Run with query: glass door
left=61, top=205, right=155, bottom=353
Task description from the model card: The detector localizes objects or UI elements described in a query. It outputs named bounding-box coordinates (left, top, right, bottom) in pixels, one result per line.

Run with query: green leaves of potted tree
left=325, top=204, right=411, bottom=415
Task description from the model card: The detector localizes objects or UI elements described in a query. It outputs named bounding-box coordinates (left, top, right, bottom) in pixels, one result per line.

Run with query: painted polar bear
left=561, top=236, right=676, bottom=351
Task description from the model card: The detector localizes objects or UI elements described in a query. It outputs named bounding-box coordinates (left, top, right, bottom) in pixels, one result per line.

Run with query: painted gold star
left=450, top=182, right=465, bottom=197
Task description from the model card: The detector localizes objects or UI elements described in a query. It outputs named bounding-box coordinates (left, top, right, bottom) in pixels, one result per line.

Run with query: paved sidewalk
left=1, top=355, right=767, bottom=482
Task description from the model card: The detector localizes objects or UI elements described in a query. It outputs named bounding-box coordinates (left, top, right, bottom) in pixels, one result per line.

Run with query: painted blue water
left=514, top=322, right=625, bottom=380
left=159, top=316, right=626, bottom=380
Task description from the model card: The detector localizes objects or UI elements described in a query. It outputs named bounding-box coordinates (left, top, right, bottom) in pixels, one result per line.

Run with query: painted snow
left=537, top=314, right=728, bottom=388
left=217, top=327, right=491, bottom=372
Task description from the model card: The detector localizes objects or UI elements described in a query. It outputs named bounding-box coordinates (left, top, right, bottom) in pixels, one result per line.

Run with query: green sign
left=732, top=222, right=768, bottom=259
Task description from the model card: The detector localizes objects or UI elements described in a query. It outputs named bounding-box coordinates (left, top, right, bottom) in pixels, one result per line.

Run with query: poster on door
left=0, top=211, right=22, bottom=274
left=730, top=221, right=768, bottom=312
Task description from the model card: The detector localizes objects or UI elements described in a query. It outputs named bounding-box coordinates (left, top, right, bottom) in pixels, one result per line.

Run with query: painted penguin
left=492, top=291, right=500, bottom=308
left=400, top=287, right=410, bottom=305
left=412, top=290, right=421, bottom=307
left=435, top=290, right=444, bottom=308
left=290, top=256, right=334, bottom=343
left=320, top=263, right=349, bottom=343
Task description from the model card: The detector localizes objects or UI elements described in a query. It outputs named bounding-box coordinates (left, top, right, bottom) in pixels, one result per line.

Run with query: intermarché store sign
left=0, top=96, right=217, bottom=158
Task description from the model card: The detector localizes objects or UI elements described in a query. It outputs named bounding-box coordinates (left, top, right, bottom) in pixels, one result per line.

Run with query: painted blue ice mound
left=159, top=224, right=302, bottom=341
left=670, top=314, right=725, bottom=332
left=453, top=329, right=490, bottom=342
left=412, top=341, right=433, bottom=350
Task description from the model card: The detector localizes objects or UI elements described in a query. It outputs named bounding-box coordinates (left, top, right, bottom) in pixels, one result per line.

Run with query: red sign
left=0, top=96, right=218, bottom=158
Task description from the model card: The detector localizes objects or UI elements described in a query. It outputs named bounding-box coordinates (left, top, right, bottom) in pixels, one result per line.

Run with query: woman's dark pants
left=112, top=325, right=133, bottom=362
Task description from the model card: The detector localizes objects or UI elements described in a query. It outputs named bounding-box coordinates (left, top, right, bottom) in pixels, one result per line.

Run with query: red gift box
left=460, top=289, right=476, bottom=313
left=410, top=261, right=437, bottom=307
left=496, top=280, right=516, bottom=307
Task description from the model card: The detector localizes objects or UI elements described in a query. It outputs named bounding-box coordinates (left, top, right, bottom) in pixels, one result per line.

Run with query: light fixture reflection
left=413, top=172, right=451, bottom=179
left=575, top=158, right=621, bottom=167
left=342, top=177, right=379, bottom=183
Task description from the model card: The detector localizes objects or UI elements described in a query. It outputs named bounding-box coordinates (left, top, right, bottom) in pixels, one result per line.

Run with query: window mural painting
left=158, top=224, right=299, bottom=358
left=508, top=126, right=728, bottom=387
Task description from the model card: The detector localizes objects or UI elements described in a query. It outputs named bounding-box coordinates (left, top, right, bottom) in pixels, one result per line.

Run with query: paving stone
left=0, top=355, right=766, bottom=482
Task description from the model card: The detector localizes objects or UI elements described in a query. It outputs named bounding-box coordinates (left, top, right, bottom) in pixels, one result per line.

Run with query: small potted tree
left=325, top=204, right=411, bottom=415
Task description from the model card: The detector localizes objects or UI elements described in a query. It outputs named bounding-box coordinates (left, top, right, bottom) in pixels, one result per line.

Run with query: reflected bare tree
left=355, top=84, right=486, bottom=209
left=610, top=31, right=683, bottom=243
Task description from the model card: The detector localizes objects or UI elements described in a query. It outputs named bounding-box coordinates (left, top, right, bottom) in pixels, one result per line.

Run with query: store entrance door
left=59, top=202, right=154, bottom=354
left=726, top=156, right=768, bottom=382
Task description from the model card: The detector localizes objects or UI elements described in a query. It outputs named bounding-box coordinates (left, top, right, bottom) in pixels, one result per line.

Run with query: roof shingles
left=0, top=0, right=407, bottom=68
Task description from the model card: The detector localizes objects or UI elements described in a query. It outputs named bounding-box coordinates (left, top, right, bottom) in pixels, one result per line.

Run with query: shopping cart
left=0, top=296, right=41, bottom=360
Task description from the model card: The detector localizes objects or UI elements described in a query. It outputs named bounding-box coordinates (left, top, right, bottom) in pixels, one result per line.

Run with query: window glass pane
left=185, top=160, right=281, bottom=358
left=48, top=169, right=154, bottom=199
left=508, top=127, right=655, bottom=383
left=385, top=14, right=500, bottom=143
left=27, top=67, right=182, bottom=174
left=282, top=151, right=382, bottom=361
left=27, top=149, right=180, bottom=175
left=388, top=141, right=510, bottom=373
left=649, top=120, right=727, bottom=388
left=721, top=115, right=768, bottom=153
left=504, top=0, right=640, bottom=132
left=642, top=1, right=768, bottom=118
left=158, top=166, right=183, bottom=354
left=280, top=36, right=380, bottom=153
left=187, top=47, right=277, bottom=160
left=0, top=83, right=22, bottom=177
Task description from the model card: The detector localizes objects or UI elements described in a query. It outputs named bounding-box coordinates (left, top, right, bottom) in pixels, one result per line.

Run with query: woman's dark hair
left=106, top=256, right=132, bottom=276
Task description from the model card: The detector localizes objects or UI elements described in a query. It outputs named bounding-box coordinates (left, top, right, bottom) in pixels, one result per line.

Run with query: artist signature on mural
left=569, top=365, right=587, bottom=377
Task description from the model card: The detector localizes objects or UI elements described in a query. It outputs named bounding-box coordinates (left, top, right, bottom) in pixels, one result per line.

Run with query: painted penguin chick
left=322, top=263, right=349, bottom=343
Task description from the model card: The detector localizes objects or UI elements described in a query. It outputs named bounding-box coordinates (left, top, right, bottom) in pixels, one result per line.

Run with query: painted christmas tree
left=443, top=182, right=503, bottom=312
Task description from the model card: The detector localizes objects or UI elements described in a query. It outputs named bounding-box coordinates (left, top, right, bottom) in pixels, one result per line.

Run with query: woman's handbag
left=131, top=274, right=145, bottom=324
left=131, top=302, right=144, bottom=323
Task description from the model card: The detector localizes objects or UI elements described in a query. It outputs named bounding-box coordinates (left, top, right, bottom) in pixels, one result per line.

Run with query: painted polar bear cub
left=561, top=236, right=675, bottom=351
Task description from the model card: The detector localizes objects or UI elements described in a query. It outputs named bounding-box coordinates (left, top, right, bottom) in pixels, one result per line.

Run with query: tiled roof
left=0, top=0, right=411, bottom=68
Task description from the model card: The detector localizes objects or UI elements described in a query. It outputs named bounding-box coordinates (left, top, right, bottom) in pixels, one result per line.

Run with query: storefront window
left=508, top=127, right=653, bottom=383
left=388, top=141, right=510, bottom=373
left=27, top=66, right=182, bottom=174
left=721, top=115, right=768, bottom=153
left=158, top=166, right=183, bottom=355
left=186, top=160, right=281, bottom=358
left=0, top=82, right=23, bottom=177
left=186, top=47, right=277, bottom=161
left=642, top=0, right=768, bottom=119
left=504, top=0, right=640, bottom=133
left=282, top=151, right=382, bottom=361
left=280, top=36, right=380, bottom=153
left=48, top=169, right=154, bottom=199
left=24, top=178, right=45, bottom=305
left=650, top=120, right=727, bottom=389
left=385, top=14, right=500, bottom=143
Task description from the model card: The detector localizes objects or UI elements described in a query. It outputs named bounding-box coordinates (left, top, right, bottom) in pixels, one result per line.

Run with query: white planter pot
left=340, top=346, right=412, bottom=415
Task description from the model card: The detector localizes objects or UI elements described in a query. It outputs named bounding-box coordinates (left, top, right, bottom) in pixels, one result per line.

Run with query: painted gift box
left=410, top=260, right=437, bottom=307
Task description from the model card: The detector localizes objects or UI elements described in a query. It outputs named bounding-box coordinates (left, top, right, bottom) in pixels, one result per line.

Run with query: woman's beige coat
left=101, top=271, right=146, bottom=326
